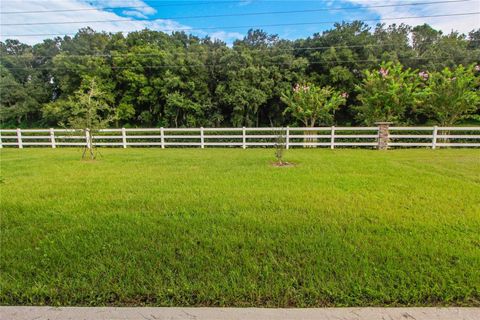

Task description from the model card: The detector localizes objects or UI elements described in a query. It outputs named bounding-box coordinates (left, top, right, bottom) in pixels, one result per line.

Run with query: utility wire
left=2, top=0, right=468, bottom=15
left=0, top=0, right=255, bottom=14
left=2, top=12, right=478, bottom=37
left=0, top=0, right=469, bottom=24
left=1, top=56, right=461, bottom=71
left=4, top=41, right=480, bottom=59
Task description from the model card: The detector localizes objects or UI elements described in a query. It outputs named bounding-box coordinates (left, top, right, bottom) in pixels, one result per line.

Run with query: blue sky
left=103, top=0, right=384, bottom=40
left=1, top=0, right=479, bottom=44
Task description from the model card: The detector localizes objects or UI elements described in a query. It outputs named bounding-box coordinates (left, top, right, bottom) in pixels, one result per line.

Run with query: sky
left=0, top=0, right=479, bottom=45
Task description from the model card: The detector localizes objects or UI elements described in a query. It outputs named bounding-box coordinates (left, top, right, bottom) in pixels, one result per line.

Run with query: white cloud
left=343, top=0, right=480, bottom=35
left=89, top=0, right=157, bottom=16
left=4, top=0, right=473, bottom=46
left=206, top=31, right=244, bottom=43
left=121, top=10, right=148, bottom=19
left=0, top=0, right=237, bottom=44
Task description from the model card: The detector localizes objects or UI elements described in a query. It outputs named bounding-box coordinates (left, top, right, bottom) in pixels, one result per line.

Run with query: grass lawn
left=0, top=148, right=479, bottom=307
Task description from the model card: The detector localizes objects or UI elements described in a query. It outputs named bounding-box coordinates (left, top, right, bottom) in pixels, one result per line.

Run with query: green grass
left=1, top=148, right=479, bottom=307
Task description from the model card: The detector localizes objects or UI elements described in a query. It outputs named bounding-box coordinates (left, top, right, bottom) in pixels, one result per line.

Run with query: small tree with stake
left=274, top=128, right=287, bottom=166
left=44, top=77, right=115, bottom=160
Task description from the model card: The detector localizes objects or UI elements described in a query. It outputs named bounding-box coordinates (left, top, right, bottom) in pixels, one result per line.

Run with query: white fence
left=0, top=126, right=479, bottom=149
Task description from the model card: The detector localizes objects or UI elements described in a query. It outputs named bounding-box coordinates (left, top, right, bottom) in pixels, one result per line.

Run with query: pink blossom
left=379, top=67, right=389, bottom=78
left=475, top=65, right=480, bottom=72
left=418, top=71, right=429, bottom=81
left=293, top=83, right=311, bottom=93
left=341, top=92, right=349, bottom=98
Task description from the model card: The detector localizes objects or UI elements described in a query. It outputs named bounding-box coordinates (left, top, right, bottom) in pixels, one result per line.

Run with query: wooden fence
left=0, top=126, right=479, bottom=149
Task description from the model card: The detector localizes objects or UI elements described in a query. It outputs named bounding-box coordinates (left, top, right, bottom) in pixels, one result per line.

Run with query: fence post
left=0, top=131, right=3, bottom=149
left=200, top=127, right=205, bottom=149
left=160, top=127, right=165, bottom=149
left=330, top=126, right=335, bottom=149
left=432, top=126, right=438, bottom=149
left=85, top=128, right=91, bottom=149
left=121, top=127, right=127, bottom=148
left=375, top=122, right=392, bottom=150
left=16, top=128, right=23, bottom=149
left=242, top=126, right=246, bottom=149
left=286, top=126, right=290, bottom=150
left=50, top=128, right=56, bottom=148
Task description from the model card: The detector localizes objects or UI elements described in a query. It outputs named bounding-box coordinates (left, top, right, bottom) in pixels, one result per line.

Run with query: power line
left=2, top=12, right=479, bottom=37
left=0, top=0, right=469, bottom=24
left=5, top=41, right=480, bottom=59
left=0, top=0, right=244, bottom=14
left=1, top=57, right=461, bottom=71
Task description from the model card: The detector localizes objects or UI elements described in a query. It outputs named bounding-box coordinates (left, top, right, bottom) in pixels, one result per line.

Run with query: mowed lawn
left=0, top=148, right=479, bottom=307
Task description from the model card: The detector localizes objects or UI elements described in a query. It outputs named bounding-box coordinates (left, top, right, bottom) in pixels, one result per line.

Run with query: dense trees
left=1, top=23, right=479, bottom=128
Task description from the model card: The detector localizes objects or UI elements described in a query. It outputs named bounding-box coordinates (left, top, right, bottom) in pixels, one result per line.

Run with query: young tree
left=281, top=83, right=346, bottom=127
left=418, top=64, right=480, bottom=126
left=43, top=77, right=115, bottom=159
left=273, top=128, right=287, bottom=166
left=354, top=62, right=423, bottom=125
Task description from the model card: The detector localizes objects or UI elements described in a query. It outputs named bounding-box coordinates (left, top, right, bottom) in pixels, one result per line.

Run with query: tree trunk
left=82, top=129, right=96, bottom=160
left=304, top=122, right=317, bottom=148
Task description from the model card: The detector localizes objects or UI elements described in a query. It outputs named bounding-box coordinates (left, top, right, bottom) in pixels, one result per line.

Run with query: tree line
left=1, top=21, right=479, bottom=128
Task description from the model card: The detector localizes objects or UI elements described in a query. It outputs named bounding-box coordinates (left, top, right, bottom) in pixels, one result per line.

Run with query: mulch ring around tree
left=271, top=161, right=296, bottom=167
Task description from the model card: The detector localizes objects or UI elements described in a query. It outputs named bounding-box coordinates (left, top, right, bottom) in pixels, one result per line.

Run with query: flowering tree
left=355, top=62, right=423, bottom=125
left=281, top=83, right=347, bottom=127
left=418, top=64, right=480, bottom=126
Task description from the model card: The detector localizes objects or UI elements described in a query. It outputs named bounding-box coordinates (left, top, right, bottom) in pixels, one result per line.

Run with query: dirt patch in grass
left=271, top=161, right=296, bottom=167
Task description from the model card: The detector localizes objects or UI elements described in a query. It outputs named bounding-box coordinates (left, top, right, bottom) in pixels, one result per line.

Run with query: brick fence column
left=375, top=122, right=393, bottom=150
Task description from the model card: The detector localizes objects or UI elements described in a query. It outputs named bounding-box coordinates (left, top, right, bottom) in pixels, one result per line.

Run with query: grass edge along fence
left=0, top=124, right=479, bottom=149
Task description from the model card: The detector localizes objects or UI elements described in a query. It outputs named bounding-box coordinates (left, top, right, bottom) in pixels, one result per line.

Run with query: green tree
left=355, top=62, right=423, bottom=124
left=418, top=65, right=480, bottom=126
left=412, top=24, right=441, bottom=55
left=215, top=48, right=274, bottom=127
left=0, top=39, right=58, bottom=126
left=281, top=83, right=346, bottom=127
left=0, top=66, right=37, bottom=125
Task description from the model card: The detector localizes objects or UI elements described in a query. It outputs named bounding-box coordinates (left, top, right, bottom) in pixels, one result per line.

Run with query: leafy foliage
left=354, top=62, right=424, bottom=125
left=281, top=83, right=346, bottom=126
left=43, top=77, right=115, bottom=159
left=1, top=24, right=479, bottom=128
left=43, top=77, right=114, bottom=128
left=418, top=65, right=480, bottom=126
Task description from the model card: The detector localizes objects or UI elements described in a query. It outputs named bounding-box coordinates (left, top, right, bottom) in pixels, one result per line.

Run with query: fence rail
left=0, top=126, right=479, bottom=149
